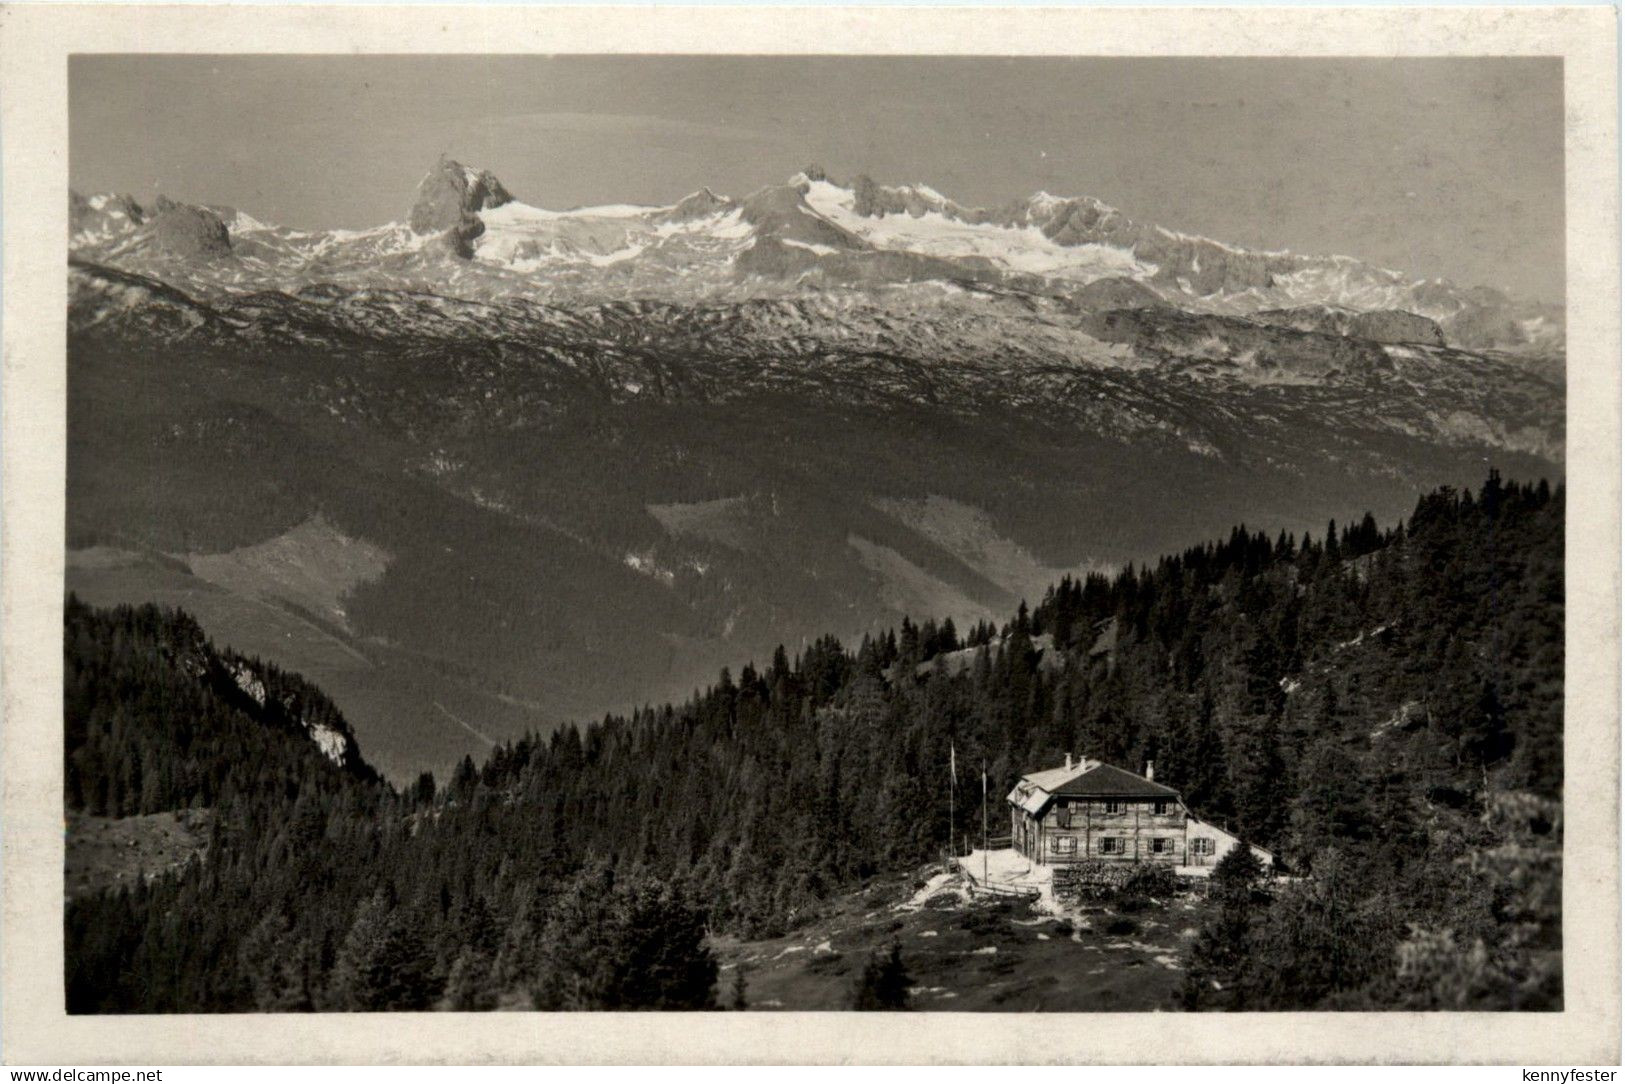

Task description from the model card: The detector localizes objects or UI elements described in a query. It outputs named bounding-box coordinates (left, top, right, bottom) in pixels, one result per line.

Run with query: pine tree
left=852, top=940, right=911, bottom=1010
left=445, top=945, right=499, bottom=1011
left=532, top=865, right=717, bottom=1010
left=328, top=890, right=440, bottom=1011
left=1183, top=841, right=1267, bottom=1009
left=238, top=909, right=313, bottom=1011
left=1289, top=735, right=1375, bottom=866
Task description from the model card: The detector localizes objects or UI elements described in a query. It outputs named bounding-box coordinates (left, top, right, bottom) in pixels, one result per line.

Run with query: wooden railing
left=957, top=859, right=1042, bottom=901
left=946, top=835, right=1014, bottom=860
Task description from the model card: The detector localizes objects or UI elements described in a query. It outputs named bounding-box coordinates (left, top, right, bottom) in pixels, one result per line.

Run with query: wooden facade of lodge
left=1007, top=756, right=1273, bottom=869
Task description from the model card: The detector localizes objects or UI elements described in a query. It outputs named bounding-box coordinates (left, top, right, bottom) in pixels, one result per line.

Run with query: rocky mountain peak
left=70, top=189, right=144, bottom=220
left=149, top=196, right=233, bottom=258
left=69, top=191, right=148, bottom=240
left=662, top=187, right=733, bottom=223
left=408, top=154, right=515, bottom=235
left=850, top=174, right=952, bottom=219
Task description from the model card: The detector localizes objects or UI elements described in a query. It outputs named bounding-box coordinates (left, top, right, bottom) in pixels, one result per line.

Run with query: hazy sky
left=71, top=56, right=1564, bottom=302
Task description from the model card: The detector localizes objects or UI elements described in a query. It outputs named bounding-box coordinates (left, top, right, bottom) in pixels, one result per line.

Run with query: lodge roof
left=1019, top=760, right=1099, bottom=792
left=1006, top=759, right=1180, bottom=814
left=1050, top=762, right=1179, bottom=799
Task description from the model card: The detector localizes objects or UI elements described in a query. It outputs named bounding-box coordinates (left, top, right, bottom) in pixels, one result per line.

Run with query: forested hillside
left=65, top=599, right=378, bottom=815
left=66, top=472, right=1562, bottom=1012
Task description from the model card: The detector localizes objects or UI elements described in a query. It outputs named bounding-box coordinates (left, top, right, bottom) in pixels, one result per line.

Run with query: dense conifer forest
left=65, top=472, right=1562, bottom=1012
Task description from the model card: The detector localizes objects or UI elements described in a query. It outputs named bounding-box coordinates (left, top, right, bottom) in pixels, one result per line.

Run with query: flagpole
left=949, top=742, right=956, bottom=863
left=982, top=761, right=989, bottom=884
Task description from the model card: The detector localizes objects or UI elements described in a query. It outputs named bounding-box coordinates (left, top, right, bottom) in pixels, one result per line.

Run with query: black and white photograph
left=2, top=3, right=1619, bottom=1068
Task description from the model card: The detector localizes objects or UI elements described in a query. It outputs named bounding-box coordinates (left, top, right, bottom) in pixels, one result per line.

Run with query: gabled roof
left=1050, top=762, right=1179, bottom=800
left=1007, top=759, right=1181, bottom=813
left=1007, top=784, right=1050, bottom=817
left=1019, top=760, right=1097, bottom=792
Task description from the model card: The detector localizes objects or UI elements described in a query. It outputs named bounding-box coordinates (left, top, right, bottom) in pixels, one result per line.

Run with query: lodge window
left=1153, top=801, right=1169, bottom=815
left=1104, top=801, right=1122, bottom=814
left=1151, top=837, right=1173, bottom=854
left=1191, top=838, right=1214, bottom=856
left=1055, top=802, right=1071, bottom=828
left=1050, top=836, right=1077, bottom=855
left=1100, top=837, right=1123, bottom=855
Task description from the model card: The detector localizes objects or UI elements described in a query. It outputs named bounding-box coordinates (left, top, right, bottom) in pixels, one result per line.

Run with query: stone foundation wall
left=1052, top=860, right=1183, bottom=902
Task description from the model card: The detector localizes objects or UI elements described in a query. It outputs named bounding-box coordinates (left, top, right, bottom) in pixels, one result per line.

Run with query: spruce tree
left=852, top=940, right=911, bottom=1010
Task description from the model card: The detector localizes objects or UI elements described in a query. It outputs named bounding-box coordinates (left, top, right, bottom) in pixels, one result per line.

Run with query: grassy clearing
left=712, top=867, right=1196, bottom=1011
left=647, top=496, right=754, bottom=551
left=186, top=514, right=391, bottom=632
left=872, top=495, right=1108, bottom=604
left=66, top=809, right=213, bottom=900
left=846, top=534, right=999, bottom=632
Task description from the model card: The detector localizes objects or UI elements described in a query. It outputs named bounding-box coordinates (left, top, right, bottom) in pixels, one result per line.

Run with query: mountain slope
left=64, top=595, right=376, bottom=811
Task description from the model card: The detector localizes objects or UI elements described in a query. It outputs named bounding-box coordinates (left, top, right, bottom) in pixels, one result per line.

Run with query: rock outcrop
left=660, top=187, right=733, bottom=224
left=850, top=175, right=945, bottom=219
left=69, top=191, right=147, bottom=244
left=739, top=184, right=862, bottom=251
left=408, top=155, right=513, bottom=233
left=149, top=196, right=232, bottom=258
left=407, top=155, right=516, bottom=257
left=1071, top=276, right=1168, bottom=312
left=1254, top=305, right=1447, bottom=347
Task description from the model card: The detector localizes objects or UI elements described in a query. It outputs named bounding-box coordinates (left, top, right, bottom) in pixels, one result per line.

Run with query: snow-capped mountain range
left=71, top=155, right=1561, bottom=356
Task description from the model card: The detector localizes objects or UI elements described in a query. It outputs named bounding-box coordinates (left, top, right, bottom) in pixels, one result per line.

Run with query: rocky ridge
left=68, top=257, right=1563, bottom=465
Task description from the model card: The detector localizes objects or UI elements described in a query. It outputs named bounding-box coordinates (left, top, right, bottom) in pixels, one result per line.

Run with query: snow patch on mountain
left=782, top=238, right=839, bottom=256
left=565, top=202, right=666, bottom=218
left=803, top=180, right=1152, bottom=283
left=224, top=209, right=271, bottom=234
left=475, top=199, right=747, bottom=270
left=656, top=208, right=753, bottom=240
